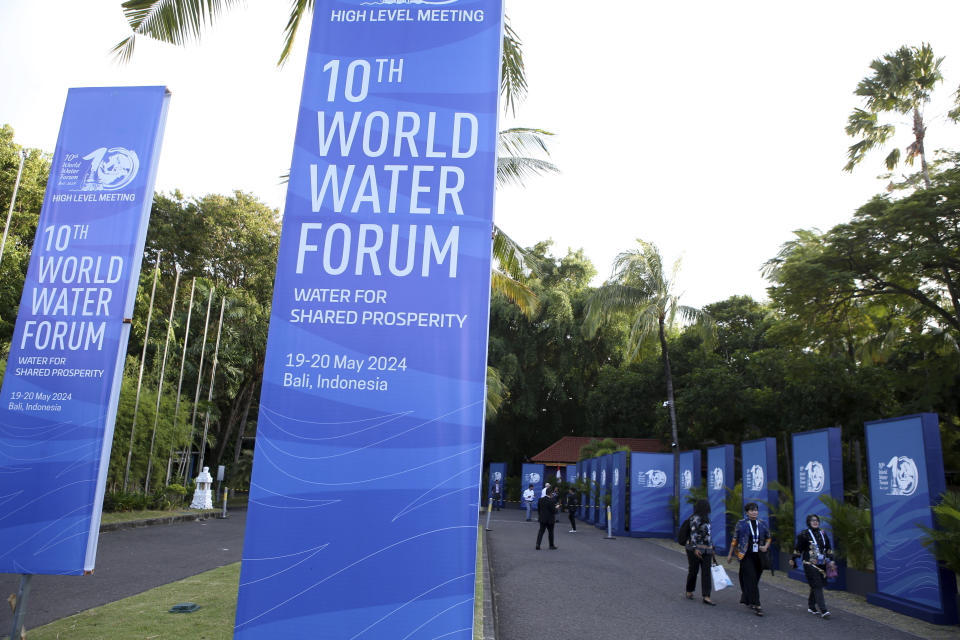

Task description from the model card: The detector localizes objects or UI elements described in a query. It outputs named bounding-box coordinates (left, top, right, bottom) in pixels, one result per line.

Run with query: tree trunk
left=233, top=382, right=258, bottom=464
left=213, top=378, right=252, bottom=469
left=914, top=107, right=931, bottom=189
left=659, top=316, right=680, bottom=522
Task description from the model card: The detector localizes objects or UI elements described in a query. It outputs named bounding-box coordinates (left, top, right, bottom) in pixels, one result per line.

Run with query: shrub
left=762, top=481, right=794, bottom=550
left=819, top=494, right=874, bottom=571
left=920, top=490, right=960, bottom=577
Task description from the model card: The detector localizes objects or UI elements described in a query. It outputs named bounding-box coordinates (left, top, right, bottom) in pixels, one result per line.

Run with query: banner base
left=867, top=591, right=959, bottom=625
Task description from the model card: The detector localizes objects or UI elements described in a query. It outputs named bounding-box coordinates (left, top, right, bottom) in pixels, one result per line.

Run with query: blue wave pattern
left=867, top=418, right=940, bottom=609
left=0, top=87, right=167, bottom=575
left=235, top=2, right=502, bottom=637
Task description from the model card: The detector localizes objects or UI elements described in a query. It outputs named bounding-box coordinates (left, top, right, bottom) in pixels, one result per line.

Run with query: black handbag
left=759, top=549, right=772, bottom=571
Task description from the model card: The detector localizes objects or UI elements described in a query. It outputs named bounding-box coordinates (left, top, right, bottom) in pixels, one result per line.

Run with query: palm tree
left=583, top=240, right=713, bottom=509
left=845, top=43, right=949, bottom=189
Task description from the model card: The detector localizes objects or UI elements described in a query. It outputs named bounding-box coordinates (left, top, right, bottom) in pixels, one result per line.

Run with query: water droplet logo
left=887, top=456, right=919, bottom=496
left=804, top=461, right=825, bottom=493
left=81, top=146, right=139, bottom=191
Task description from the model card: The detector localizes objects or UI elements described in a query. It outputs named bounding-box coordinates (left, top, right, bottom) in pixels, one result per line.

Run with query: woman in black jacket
left=790, top=514, right=835, bottom=618
left=684, top=499, right=716, bottom=605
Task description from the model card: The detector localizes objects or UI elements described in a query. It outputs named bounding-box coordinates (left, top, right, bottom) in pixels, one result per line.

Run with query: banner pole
left=485, top=499, right=493, bottom=531
left=9, top=573, right=32, bottom=640
left=197, top=297, right=226, bottom=472
left=145, top=266, right=181, bottom=494
left=0, top=149, right=26, bottom=270
left=123, top=252, right=161, bottom=492
left=180, top=286, right=213, bottom=484
left=605, top=506, right=615, bottom=540
left=166, top=277, right=196, bottom=484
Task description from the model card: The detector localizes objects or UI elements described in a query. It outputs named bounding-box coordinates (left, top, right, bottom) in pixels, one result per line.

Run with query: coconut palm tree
left=583, top=240, right=713, bottom=507
left=844, top=43, right=954, bottom=189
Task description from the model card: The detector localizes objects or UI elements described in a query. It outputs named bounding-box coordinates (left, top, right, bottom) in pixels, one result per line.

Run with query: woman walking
left=790, top=514, right=834, bottom=619
left=684, top=499, right=716, bottom=605
left=726, top=502, right=771, bottom=616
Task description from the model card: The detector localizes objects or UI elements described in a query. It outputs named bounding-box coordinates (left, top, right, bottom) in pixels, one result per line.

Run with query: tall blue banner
left=487, top=462, right=506, bottom=509
left=521, top=463, right=544, bottom=510
left=629, top=452, right=673, bottom=538
left=235, top=3, right=504, bottom=637
left=707, top=445, right=734, bottom=553
left=0, top=87, right=169, bottom=575
left=597, top=454, right=610, bottom=529
left=678, top=450, right=701, bottom=524
left=610, top=451, right=627, bottom=536
left=865, top=414, right=958, bottom=624
left=565, top=465, right=577, bottom=484
left=578, top=462, right=587, bottom=519
left=742, top=438, right=777, bottom=522
left=791, top=428, right=843, bottom=587
left=587, top=458, right=598, bottom=523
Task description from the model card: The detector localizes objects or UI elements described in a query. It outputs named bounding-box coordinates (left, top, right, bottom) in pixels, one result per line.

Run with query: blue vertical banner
left=565, top=465, right=577, bottom=484
left=578, top=462, right=587, bottom=519
left=235, top=2, right=504, bottom=637
left=791, top=428, right=843, bottom=587
left=521, top=463, right=545, bottom=509
left=610, top=451, right=627, bottom=536
left=588, top=457, right=598, bottom=523
left=597, top=454, right=611, bottom=529
left=629, top=452, right=673, bottom=538
left=865, top=414, right=958, bottom=624
left=0, top=87, right=169, bottom=576
left=742, top=438, right=777, bottom=521
left=707, top=445, right=734, bottom=553
left=678, top=450, right=701, bottom=524
left=487, top=462, right=506, bottom=509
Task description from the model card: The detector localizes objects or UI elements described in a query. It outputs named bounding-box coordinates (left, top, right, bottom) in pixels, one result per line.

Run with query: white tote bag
left=711, top=563, right=733, bottom=591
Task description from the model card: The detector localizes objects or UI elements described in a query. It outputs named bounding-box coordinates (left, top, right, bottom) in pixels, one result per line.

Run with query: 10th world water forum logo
left=527, top=472, right=540, bottom=484
left=681, top=469, right=693, bottom=490
left=878, top=456, right=919, bottom=496
left=601, top=469, right=607, bottom=486
left=711, top=467, right=724, bottom=491
left=637, top=469, right=667, bottom=488
left=613, top=468, right=620, bottom=487
left=747, top=464, right=765, bottom=492
left=56, top=146, right=140, bottom=192
left=800, top=460, right=825, bottom=493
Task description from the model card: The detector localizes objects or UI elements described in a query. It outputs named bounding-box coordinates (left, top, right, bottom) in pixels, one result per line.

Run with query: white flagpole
left=181, top=287, right=213, bottom=484
left=144, top=266, right=180, bottom=494
left=197, top=297, right=226, bottom=472
left=166, top=277, right=196, bottom=485
left=0, top=149, right=26, bottom=270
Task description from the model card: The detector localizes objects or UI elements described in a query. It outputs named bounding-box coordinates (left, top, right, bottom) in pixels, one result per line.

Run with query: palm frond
left=500, top=19, right=527, bottom=115
left=491, top=270, right=538, bottom=317
left=277, top=0, right=314, bottom=67
left=496, top=128, right=558, bottom=187
left=112, top=0, right=245, bottom=63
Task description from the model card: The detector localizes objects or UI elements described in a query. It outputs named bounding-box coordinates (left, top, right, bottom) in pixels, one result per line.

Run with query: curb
left=98, top=506, right=247, bottom=532
left=481, top=526, right=496, bottom=640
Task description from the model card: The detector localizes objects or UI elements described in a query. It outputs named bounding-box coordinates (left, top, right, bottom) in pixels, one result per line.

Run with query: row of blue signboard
left=489, top=414, right=957, bottom=624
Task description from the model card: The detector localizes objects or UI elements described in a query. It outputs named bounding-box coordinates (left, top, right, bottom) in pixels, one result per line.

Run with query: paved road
left=486, top=508, right=951, bottom=640
left=0, top=512, right=246, bottom=632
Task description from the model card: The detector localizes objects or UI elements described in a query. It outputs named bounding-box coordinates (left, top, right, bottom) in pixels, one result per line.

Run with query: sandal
left=702, top=598, right=716, bottom=606
left=684, top=592, right=694, bottom=600
left=754, top=607, right=764, bottom=617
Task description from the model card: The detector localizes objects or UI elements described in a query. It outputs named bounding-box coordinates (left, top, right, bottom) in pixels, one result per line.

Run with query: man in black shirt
left=536, top=489, right=559, bottom=550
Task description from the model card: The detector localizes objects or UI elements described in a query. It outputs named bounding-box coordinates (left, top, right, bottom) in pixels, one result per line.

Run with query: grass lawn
left=21, top=528, right=487, bottom=639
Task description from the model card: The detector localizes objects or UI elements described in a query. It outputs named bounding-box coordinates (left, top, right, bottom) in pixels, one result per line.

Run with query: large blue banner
left=678, top=450, right=701, bottom=524
left=865, top=414, right=958, bottom=624
left=587, top=458, right=598, bottom=523
left=565, top=465, right=577, bottom=484
left=578, top=462, right=587, bottom=519
left=597, top=454, right=610, bottom=528
left=791, top=428, right=843, bottom=586
left=629, top=452, right=673, bottom=538
left=235, top=2, right=504, bottom=637
left=521, top=463, right=544, bottom=510
left=487, top=462, right=506, bottom=509
left=0, top=87, right=169, bottom=575
left=707, top=445, right=734, bottom=553
left=610, top=451, right=627, bottom=536
left=742, top=438, right=777, bottom=522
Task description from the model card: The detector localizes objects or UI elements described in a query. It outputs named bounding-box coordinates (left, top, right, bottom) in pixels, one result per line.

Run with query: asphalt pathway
left=486, top=508, right=945, bottom=640
left=0, top=511, right=246, bottom=632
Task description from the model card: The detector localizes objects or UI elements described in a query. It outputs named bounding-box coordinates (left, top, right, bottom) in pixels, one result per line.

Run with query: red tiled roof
left=530, top=436, right=664, bottom=464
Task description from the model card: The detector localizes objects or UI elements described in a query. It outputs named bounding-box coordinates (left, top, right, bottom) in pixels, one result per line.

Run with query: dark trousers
left=685, top=549, right=712, bottom=597
left=738, top=551, right=762, bottom=606
left=568, top=510, right=576, bottom=531
left=804, top=563, right=828, bottom=612
left=493, top=495, right=501, bottom=510
left=536, top=522, right=555, bottom=548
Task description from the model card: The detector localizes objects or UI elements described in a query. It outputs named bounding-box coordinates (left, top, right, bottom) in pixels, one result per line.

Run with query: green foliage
left=578, top=438, right=627, bottom=460
left=102, top=488, right=175, bottom=512
left=819, top=494, right=874, bottom=571
left=763, top=481, right=794, bottom=549
left=725, top=481, right=743, bottom=523
left=920, top=490, right=960, bottom=577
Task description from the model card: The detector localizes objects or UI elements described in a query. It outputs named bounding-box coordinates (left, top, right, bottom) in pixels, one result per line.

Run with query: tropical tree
left=844, top=43, right=960, bottom=188
left=583, top=240, right=713, bottom=507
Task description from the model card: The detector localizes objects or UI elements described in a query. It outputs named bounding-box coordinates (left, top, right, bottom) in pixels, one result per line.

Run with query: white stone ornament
left=190, top=466, right=214, bottom=510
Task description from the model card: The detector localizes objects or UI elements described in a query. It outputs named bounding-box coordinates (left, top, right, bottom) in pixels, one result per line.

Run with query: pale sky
left=3, top=0, right=960, bottom=308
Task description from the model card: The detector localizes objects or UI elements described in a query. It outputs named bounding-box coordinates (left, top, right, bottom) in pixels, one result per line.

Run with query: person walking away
left=565, top=487, right=579, bottom=532
left=492, top=479, right=502, bottom=511
left=522, top=484, right=535, bottom=521
left=684, top=499, right=716, bottom=605
left=727, top=502, right=771, bottom=616
left=791, top=514, right=835, bottom=619
left=536, top=489, right=558, bottom=550
left=541, top=482, right=551, bottom=498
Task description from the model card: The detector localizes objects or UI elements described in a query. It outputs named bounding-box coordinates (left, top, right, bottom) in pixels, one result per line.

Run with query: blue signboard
left=678, top=450, right=701, bottom=524
left=0, top=87, right=169, bottom=575
left=521, top=463, right=545, bottom=510
left=578, top=462, right=587, bottom=520
left=791, top=428, right=843, bottom=587
left=629, top=452, right=673, bottom=538
left=597, top=454, right=611, bottom=528
left=865, top=414, right=958, bottom=624
left=565, top=465, right=577, bottom=484
left=487, top=462, right=506, bottom=509
left=707, top=445, right=734, bottom=553
left=235, top=3, right=504, bottom=637
left=587, top=458, right=598, bottom=524
left=610, top=451, right=627, bottom=536
left=742, top=438, right=777, bottom=521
